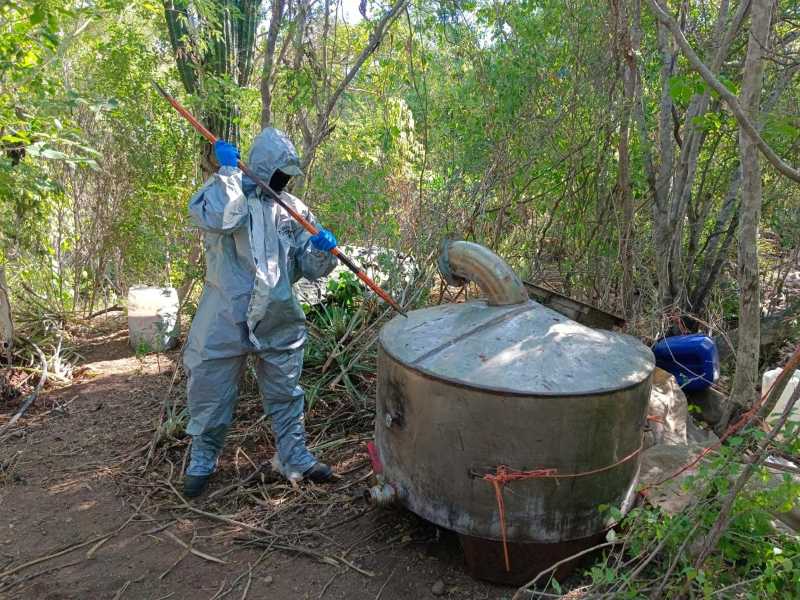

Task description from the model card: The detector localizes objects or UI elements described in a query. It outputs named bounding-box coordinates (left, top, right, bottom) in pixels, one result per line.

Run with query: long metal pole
left=153, top=81, right=407, bottom=317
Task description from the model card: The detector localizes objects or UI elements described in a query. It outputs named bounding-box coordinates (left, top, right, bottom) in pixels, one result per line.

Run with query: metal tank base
left=458, top=531, right=607, bottom=586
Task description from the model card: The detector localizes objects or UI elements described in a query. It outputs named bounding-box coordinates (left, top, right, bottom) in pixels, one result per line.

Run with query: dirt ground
left=0, top=320, right=512, bottom=600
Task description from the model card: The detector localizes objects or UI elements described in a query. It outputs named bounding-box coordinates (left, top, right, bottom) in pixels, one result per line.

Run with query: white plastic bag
left=762, top=367, right=800, bottom=428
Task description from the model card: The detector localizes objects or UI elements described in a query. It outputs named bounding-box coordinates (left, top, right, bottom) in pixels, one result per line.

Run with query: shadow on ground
left=1, top=321, right=511, bottom=600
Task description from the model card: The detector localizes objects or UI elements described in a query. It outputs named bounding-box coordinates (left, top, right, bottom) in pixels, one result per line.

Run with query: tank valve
left=364, top=482, right=400, bottom=507
left=363, top=441, right=400, bottom=506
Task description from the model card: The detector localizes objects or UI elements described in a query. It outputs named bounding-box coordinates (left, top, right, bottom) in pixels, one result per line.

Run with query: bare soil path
left=0, top=320, right=509, bottom=600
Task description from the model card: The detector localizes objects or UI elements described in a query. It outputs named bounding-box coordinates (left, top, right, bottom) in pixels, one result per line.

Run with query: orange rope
left=483, top=438, right=645, bottom=572
left=484, top=347, right=800, bottom=574
left=484, top=467, right=556, bottom=572
left=483, top=343, right=793, bottom=575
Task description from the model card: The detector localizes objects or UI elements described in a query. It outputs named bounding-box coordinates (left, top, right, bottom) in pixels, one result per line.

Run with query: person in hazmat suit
left=182, top=128, right=339, bottom=497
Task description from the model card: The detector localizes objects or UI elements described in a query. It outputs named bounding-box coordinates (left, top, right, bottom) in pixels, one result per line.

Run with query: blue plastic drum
left=652, top=334, right=719, bottom=391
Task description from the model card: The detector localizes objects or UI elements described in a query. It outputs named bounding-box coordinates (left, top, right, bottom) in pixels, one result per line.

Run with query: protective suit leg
left=255, top=347, right=316, bottom=479
left=184, top=351, right=247, bottom=476
left=187, top=425, right=228, bottom=476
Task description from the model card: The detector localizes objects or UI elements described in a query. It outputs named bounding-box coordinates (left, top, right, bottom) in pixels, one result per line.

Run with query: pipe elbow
left=438, top=241, right=528, bottom=306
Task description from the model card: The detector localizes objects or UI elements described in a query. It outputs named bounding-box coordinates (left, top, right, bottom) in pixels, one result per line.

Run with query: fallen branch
left=646, top=521, right=702, bottom=599
left=318, top=569, right=343, bottom=599
left=240, top=566, right=253, bottom=600
left=159, top=527, right=226, bottom=565
left=374, top=566, right=396, bottom=600
left=0, top=492, right=148, bottom=580
left=0, top=534, right=109, bottom=580
left=206, top=463, right=280, bottom=501
left=513, top=541, right=620, bottom=599
left=0, top=558, right=83, bottom=593
left=7, top=365, right=69, bottom=384
left=86, top=304, right=123, bottom=319
left=245, top=538, right=375, bottom=578
left=141, top=509, right=225, bottom=569
left=0, top=339, right=48, bottom=436
left=163, top=478, right=278, bottom=537
left=144, top=353, right=186, bottom=469
left=111, top=580, right=132, bottom=600
left=86, top=534, right=115, bottom=559
left=214, top=547, right=275, bottom=600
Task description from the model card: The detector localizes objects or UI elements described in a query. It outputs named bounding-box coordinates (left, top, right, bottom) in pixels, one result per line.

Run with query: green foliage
left=574, top=426, right=800, bottom=598
left=1, top=1, right=196, bottom=317
left=135, top=340, right=152, bottom=358
left=159, top=405, right=189, bottom=441
left=325, top=271, right=362, bottom=314
left=1, top=1, right=104, bottom=257
left=1, top=1, right=798, bottom=596
left=669, top=74, right=701, bottom=106
left=5, top=0, right=794, bottom=333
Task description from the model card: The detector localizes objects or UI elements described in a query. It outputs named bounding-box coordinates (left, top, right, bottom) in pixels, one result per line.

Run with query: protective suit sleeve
left=291, top=203, right=338, bottom=282
left=188, top=166, right=249, bottom=234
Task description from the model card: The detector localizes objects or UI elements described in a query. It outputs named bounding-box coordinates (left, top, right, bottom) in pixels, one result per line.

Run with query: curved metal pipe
left=438, top=241, right=528, bottom=306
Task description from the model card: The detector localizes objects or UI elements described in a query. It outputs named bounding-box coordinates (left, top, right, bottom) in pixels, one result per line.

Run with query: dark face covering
left=270, top=169, right=291, bottom=192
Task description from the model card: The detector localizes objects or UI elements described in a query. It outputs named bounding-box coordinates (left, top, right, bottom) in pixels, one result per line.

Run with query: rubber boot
left=183, top=426, right=227, bottom=498
left=183, top=474, right=211, bottom=498
left=303, top=462, right=334, bottom=483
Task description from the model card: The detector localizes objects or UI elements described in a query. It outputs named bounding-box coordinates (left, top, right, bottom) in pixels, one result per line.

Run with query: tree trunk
left=689, top=166, right=741, bottom=313
left=726, top=0, right=773, bottom=423
left=0, top=266, right=13, bottom=361
left=261, top=0, right=286, bottom=128
left=648, top=0, right=800, bottom=183
left=652, top=20, right=678, bottom=309
left=613, top=0, right=639, bottom=319
left=643, top=0, right=751, bottom=317
left=689, top=36, right=798, bottom=314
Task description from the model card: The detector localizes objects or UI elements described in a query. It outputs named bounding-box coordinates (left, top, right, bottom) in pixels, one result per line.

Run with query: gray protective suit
left=183, top=128, right=337, bottom=479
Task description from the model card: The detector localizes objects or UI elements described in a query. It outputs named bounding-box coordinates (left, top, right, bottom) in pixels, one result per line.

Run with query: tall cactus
left=163, top=0, right=261, bottom=174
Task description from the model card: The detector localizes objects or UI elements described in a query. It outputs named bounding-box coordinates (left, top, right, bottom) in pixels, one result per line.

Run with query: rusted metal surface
left=376, top=347, right=650, bottom=543
left=438, top=241, right=529, bottom=306
left=523, top=280, right=626, bottom=330
left=459, top=531, right=607, bottom=585
left=379, top=300, right=653, bottom=396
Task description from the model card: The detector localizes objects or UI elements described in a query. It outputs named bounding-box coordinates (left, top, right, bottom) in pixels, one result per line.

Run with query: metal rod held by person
left=152, top=81, right=407, bottom=317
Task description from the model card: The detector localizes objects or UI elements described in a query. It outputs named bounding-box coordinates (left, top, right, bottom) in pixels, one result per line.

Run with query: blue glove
left=310, top=228, right=337, bottom=252
left=214, top=140, right=240, bottom=168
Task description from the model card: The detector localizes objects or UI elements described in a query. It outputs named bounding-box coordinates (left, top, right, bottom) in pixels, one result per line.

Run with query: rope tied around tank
left=483, top=437, right=645, bottom=573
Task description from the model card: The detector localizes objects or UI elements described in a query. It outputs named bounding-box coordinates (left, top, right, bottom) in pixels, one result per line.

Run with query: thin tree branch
left=694, top=355, right=800, bottom=567
left=646, top=0, right=800, bottom=183
left=302, top=0, right=408, bottom=167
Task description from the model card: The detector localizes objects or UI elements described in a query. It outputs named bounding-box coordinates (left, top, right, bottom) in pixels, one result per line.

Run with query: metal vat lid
left=379, top=300, right=655, bottom=396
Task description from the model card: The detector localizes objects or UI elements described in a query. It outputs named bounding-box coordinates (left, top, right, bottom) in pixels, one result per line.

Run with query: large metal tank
left=372, top=241, right=655, bottom=584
